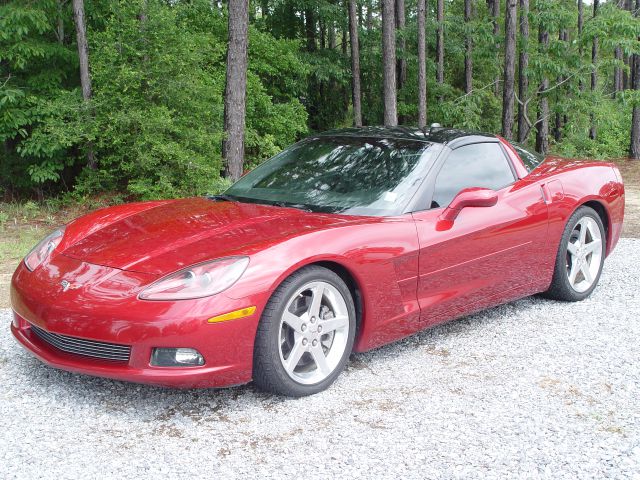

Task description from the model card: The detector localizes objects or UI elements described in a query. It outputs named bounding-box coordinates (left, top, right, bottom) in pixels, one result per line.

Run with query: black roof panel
left=316, top=126, right=497, bottom=146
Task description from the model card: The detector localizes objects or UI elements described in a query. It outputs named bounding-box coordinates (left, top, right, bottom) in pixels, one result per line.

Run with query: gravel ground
left=1, top=239, right=639, bottom=479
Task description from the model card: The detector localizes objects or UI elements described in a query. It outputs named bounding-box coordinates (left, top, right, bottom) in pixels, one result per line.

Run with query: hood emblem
left=60, top=280, right=80, bottom=292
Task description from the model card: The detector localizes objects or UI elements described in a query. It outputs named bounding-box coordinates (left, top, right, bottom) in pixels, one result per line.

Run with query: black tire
left=252, top=265, right=356, bottom=397
left=542, top=206, right=606, bottom=302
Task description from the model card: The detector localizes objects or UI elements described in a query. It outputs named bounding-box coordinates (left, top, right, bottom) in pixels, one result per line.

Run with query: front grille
left=30, top=324, right=131, bottom=362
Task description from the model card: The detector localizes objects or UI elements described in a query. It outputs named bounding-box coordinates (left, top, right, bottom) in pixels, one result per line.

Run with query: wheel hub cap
left=566, top=217, right=602, bottom=293
left=278, top=281, right=350, bottom=385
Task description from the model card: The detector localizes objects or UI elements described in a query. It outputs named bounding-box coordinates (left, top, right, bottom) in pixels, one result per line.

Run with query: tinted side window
left=512, top=144, right=544, bottom=172
left=431, top=143, right=515, bottom=208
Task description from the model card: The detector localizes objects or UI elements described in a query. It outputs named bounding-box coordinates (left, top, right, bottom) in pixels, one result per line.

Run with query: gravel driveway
left=1, top=239, right=639, bottom=479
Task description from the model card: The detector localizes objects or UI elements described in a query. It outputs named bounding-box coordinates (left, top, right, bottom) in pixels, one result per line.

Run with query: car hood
left=61, top=197, right=355, bottom=276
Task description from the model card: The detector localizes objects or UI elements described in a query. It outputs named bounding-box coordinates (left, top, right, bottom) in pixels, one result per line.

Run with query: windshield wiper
left=207, top=194, right=237, bottom=202
left=271, top=201, right=312, bottom=212
left=208, top=195, right=311, bottom=212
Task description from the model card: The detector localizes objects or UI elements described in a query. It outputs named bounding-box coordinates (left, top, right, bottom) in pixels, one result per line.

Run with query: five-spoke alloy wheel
left=279, top=281, right=350, bottom=385
left=544, top=206, right=606, bottom=302
left=253, top=266, right=356, bottom=397
left=565, top=216, right=603, bottom=293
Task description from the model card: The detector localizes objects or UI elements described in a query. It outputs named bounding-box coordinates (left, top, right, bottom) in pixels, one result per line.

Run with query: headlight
left=24, top=227, right=65, bottom=271
left=139, top=256, right=249, bottom=301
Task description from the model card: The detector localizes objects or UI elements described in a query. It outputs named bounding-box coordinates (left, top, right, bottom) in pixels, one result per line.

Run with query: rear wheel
left=253, top=266, right=356, bottom=397
left=543, top=206, right=606, bottom=302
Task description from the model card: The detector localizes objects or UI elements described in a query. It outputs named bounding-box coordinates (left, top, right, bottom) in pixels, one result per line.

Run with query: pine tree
left=589, top=0, right=599, bottom=140
left=631, top=0, right=640, bottom=159
left=517, top=0, right=529, bottom=142
left=417, top=0, right=427, bottom=127
left=464, top=0, right=473, bottom=94
left=72, top=0, right=95, bottom=168
left=382, top=0, right=398, bottom=125
left=223, top=0, right=249, bottom=180
left=349, top=0, right=363, bottom=127
left=436, top=0, right=444, bottom=99
left=501, top=0, right=517, bottom=139
left=536, top=20, right=549, bottom=154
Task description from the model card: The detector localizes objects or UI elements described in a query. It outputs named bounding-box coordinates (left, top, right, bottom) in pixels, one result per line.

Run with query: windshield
left=225, top=136, right=441, bottom=216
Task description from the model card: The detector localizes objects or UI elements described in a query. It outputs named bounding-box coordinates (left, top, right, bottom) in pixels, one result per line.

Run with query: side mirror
left=439, top=187, right=498, bottom=222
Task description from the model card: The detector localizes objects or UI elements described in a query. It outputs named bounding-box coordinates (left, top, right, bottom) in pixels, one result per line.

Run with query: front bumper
left=10, top=254, right=263, bottom=388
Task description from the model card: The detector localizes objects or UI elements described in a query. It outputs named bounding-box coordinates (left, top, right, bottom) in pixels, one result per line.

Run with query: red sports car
left=10, top=127, right=625, bottom=396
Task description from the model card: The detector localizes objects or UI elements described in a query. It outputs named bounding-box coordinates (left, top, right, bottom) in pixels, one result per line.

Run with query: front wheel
left=253, top=266, right=356, bottom=397
left=543, top=206, right=606, bottom=302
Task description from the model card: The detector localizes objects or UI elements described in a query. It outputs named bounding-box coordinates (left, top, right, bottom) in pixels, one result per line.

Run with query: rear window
left=512, top=144, right=545, bottom=172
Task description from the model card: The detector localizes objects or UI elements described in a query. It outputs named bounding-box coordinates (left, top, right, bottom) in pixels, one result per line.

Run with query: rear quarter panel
left=524, top=157, right=624, bottom=259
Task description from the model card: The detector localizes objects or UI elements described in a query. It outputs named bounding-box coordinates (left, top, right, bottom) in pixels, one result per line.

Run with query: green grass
left=0, top=227, right=48, bottom=270
left=0, top=201, right=78, bottom=271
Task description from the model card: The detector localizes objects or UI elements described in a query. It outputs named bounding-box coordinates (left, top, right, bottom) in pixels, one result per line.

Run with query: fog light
left=151, top=348, right=205, bottom=367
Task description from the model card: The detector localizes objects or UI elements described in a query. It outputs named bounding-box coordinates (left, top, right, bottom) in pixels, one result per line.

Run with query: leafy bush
left=1, top=0, right=307, bottom=200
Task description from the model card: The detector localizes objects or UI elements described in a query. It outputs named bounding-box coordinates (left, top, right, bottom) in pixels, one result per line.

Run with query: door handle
left=540, top=180, right=564, bottom=205
left=540, top=184, right=551, bottom=204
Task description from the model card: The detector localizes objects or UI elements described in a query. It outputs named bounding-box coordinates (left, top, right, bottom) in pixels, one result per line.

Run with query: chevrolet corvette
left=10, top=126, right=625, bottom=396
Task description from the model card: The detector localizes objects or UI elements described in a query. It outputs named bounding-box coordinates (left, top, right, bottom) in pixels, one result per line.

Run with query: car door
left=411, top=141, right=549, bottom=328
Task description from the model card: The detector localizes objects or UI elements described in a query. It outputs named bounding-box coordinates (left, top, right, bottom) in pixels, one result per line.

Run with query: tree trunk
left=624, top=0, right=633, bottom=89
left=329, top=21, right=336, bottom=49
left=348, top=0, right=363, bottom=127
left=56, top=0, right=65, bottom=45
left=342, top=12, right=349, bottom=112
left=614, top=46, right=623, bottom=97
left=342, top=23, right=348, bottom=56
left=464, top=0, right=473, bottom=94
left=223, top=0, right=249, bottom=181
left=589, top=0, right=598, bottom=140
left=72, top=0, right=95, bottom=169
left=320, top=20, right=326, bottom=50
left=417, top=0, right=427, bottom=127
left=381, top=0, right=398, bottom=125
left=554, top=29, right=567, bottom=142
left=536, top=24, right=549, bottom=154
left=632, top=57, right=640, bottom=158
left=366, top=0, right=373, bottom=30
left=616, top=0, right=630, bottom=92
left=488, top=0, right=500, bottom=96
left=489, top=0, right=500, bottom=44
left=501, top=0, right=517, bottom=139
left=305, top=8, right=316, bottom=52
left=395, top=0, right=407, bottom=91
left=578, top=0, right=584, bottom=91
left=625, top=56, right=631, bottom=91
left=436, top=0, right=444, bottom=99
left=631, top=0, right=640, bottom=159
left=517, top=0, right=529, bottom=142
left=72, top=0, right=90, bottom=99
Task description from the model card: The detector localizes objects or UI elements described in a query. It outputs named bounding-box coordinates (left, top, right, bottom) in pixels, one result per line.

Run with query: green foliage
left=1, top=0, right=307, bottom=200
left=1, top=0, right=639, bottom=202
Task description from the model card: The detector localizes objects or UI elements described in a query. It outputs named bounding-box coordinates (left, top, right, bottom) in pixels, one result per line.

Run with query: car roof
left=316, top=126, right=498, bottom=147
